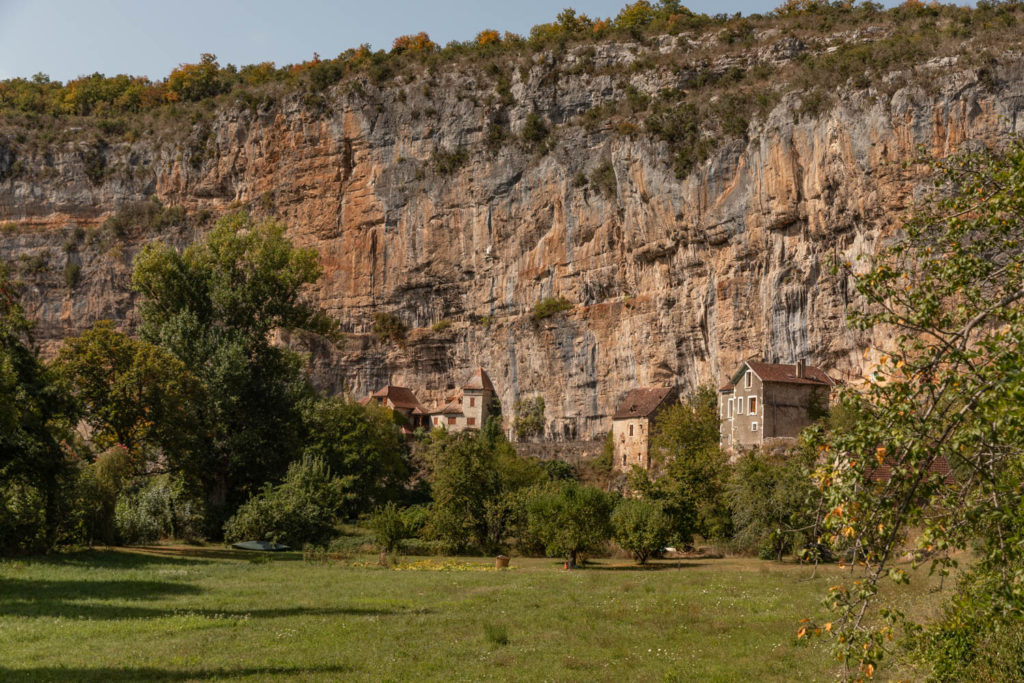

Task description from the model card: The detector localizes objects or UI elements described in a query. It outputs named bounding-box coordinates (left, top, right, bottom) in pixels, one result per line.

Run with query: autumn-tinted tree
left=55, top=320, right=202, bottom=464
left=165, top=53, right=223, bottom=102
left=806, top=141, right=1024, bottom=679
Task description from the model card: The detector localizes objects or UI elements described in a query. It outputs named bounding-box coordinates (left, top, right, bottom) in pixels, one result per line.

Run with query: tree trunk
left=567, top=550, right=577, bottom=570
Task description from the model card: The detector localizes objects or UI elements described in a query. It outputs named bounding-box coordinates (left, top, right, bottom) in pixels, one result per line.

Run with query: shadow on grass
left=0, top=577, right=423, bottom=620
left=0, top=665, right=353, bottom=681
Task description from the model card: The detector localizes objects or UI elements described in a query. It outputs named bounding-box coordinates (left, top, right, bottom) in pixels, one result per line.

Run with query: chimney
left=796, top=359, right=806, bottom=379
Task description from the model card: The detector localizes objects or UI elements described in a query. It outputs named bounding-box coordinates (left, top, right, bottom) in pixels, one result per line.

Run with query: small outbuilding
left=611, top=387, right=678, bottom=473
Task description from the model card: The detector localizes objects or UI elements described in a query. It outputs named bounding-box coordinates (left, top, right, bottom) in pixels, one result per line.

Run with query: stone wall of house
left=612, top=417, right=651, bottom=472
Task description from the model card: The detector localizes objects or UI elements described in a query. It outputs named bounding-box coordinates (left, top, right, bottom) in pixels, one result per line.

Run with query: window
left=433, top=417, right=438, bottom=426
left=751, top=421, right=758, bottom=432
left=749, top=397, right=757, bottom=415
left=467, top=417, right=476, bottom=426
left=745, top=371, right=752, bottom=388
left=737, top=397, right=744, bottom=414
left=448, top=416, right=456, bottom=426
left=469, top=397, right=475, bottom=407
left=621, top=454, right=626, bottom=466
left=629, top=424, right=634, bottom=436
left=727, top=398, right=734, bottom=417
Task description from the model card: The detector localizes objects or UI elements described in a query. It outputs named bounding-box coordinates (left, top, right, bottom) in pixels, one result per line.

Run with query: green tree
left=54, top=321, right=202, bottom=463
left=0, top=266, right=75, bottom=554
left=132, top=212, right=331, bottom=516
left=301, top=397, right=409, bottom=518
left=611, top=497, right=671, bottom=564
left=646, top=387, right=732, bottom=541
left=423, top=430, right=500, bottom=552
left=525, top=480, right=614, bottom=568
left=806, top=141, right=1024, bottom=679
left=727, top=446, right=818, bottom=560
left=166, top=53, right=223, bottom=102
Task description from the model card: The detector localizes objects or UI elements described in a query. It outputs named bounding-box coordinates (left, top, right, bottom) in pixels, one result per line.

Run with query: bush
left=521, top=112, right=549, bottom=144
left=0, top=478, right=48, bottom=555
left=223, top=456, right=351, bottom=547
left=532, top=296, right=572, bottom=321
left=371, top=501, right=407, bottom=553
left=372, top=312, right=407, bottom=345
left=432, top=146, right=468, bottom=176
left=102, top=197, right=184, bottom=237
left=114, top=474, right=205, bottom=545
left=63, top=263, right=81, bottom=289
left=611, top=498, right=671, bottom=564
left=590, top=162, right=617, bottom=199
left=513, top=395, right=546, bottom=441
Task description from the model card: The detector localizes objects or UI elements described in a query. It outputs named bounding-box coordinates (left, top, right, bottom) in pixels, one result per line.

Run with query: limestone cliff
left=2, top=25, right=1023, bottom=439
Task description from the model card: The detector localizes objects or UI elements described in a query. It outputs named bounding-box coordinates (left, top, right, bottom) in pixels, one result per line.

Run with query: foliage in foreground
left=806, top=140, right=1024, bottom=679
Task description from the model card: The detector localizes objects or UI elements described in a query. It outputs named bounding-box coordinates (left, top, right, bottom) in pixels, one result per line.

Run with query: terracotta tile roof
left=613, top=387, right=677, bottom=420
left=736, top=361, right=835, bottom=387
left=369, top=385, right=426, bottom=413
left=435, top=399, right=464, bottom=415
left=867, top=455, right=955, bottom=485
left=719, top=382, right=734, bottom=392
left=358, top=396, right=373, bottom=406
left=463, top=367, right=495, bottom=392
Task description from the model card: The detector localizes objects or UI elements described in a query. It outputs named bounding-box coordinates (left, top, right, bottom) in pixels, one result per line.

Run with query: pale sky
left=0, top=0, right=898, bottom=82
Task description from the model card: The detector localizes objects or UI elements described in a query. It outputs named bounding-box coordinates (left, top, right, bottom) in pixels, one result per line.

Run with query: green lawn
left=0, top=547, right=941, bottom=681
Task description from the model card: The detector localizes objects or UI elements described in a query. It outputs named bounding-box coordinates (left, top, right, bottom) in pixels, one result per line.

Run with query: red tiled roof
left=719, top=382, right=734, bottom=392
left=735, top=361, right=835, bottom=387
left=463, top=367, right=495, bottom=392
left=435, top=399, right=464, bottom=415
left=369, top=385, right=426, bottom=412
left=867, top=455, right=955, bottom=485
left=613, top=387, right=677, bottom=420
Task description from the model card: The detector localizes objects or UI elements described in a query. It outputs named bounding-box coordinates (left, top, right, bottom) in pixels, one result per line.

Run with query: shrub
left=431, top=319, right=451, bottom=332
left=0, top=478, right=48, bottom=555
left=114, top=474, right=205, bottom=544
left=532, top=296, right=572, bottom=320
left=371, top=501, right=407, bottom=553
left=432, top=146, right=468, bottom=176
left=223, top=456, right=351, bottom=547
left=521, top=112, right=549, bottom=144
left=372, top=312, right=407, bottom=345
left=590, top=162, right=617, bottom=198
left=513, top=395, right=546, bottom=441
left=611, top=498, right=671, bottom=564
left=101, top=197, right=185, bottom=237
left=63, top=263, right=81, bottom=289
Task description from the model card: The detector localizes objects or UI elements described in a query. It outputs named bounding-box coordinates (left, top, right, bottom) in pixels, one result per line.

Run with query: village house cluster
left=365, top=360, right=835, bottom=469
left=610, top=360, right=835, bottom=473
left=361, top=367, right=497, bottom=437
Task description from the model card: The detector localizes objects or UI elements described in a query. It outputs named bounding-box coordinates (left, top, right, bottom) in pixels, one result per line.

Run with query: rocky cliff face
left=3, top=32, right=1023, bottom=439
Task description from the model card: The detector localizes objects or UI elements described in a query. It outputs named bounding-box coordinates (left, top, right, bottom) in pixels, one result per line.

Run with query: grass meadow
left=0, top=547, right=945, bottom=681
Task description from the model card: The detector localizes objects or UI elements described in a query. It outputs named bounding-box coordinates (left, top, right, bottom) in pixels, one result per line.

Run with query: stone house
left=429, top=367, right=496, bottom=433
left=611, top=387, right=678, bottom=473
left=361, top=384, right=431, bottom=437
left=719, top=360, right=834, bottom=451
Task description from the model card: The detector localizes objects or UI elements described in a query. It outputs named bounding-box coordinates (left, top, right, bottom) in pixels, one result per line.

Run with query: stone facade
left=428, top=367, right=495, bottom=433
left=719, top=361, right=833, bottom=451
left=611, top=387, right=678, bottom=473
